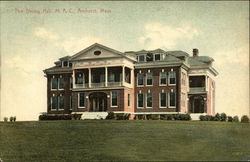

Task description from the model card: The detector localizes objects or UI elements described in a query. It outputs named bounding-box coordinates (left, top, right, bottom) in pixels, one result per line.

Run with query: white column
left=88, top=68, right=91, bottom=88
left=105, top=67, right=108, bottom=87
left=122, top=66, right=125, bottom=85
left=72, top=69, right=75, bottom=88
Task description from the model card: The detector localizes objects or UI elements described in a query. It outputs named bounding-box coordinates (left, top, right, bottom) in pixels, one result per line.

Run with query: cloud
left=33, top=27, right=59, bottom=40
left=54, top=36, right=105, bottom=54
left=139, top=23, right=200, bottom=50
left=213, top=44, right=249, bottom=67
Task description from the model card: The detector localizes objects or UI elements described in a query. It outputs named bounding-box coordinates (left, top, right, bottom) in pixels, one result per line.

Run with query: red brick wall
left=47, top=73, right=72, bottom=114
left=134, top=66, right=180, bottom=112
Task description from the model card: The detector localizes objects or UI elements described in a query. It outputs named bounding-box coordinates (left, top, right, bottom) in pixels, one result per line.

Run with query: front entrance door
left=89, top=92, right=107, bottom=112
left=189, top=95, right=205, bottom=113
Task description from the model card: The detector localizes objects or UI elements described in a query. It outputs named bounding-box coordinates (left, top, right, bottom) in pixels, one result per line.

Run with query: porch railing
left=74, top=81, right=130, bottom=88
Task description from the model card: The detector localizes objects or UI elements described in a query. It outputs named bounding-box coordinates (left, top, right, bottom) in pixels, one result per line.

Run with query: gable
left=70, top=43, right=126, bottom=61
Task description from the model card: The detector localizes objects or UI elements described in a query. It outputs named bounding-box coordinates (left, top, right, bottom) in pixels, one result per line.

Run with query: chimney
left=193, top=48, right=199, bottom=57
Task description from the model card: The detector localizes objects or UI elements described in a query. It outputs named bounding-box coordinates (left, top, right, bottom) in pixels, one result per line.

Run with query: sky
left=0, top=1, right=249, bottom=121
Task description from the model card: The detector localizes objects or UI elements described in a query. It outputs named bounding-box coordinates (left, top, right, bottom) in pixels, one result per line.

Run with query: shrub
left=146, top=114, right=152, bottom=120
left=233, top=116, right=239, bottom=122
left=173, top=114, right=181, bottom=120
left=152, top=114, right=160, bottom=120
left=115, top=113, right=130, bottom=120
left=166, top=114, right=173, bottom=120
left=9, top=116, right=14, bottom=122
left=39, top=114, right=73, bottom=120
left=220, top=113, right=227, bottom=121
left=241, top=115, right=249, bottom=123
left=160, top=114, right=166, bottom=120
left=13, top=116, right=16, bottom=122
left=199, top=115, right=206, bottom=121
left=227, top=116, right=233, bottom=122
left=215, top=113, right=221, bottom=121
left=106, top=112, right=115, bottom=120
left=205, top=115, right=213, bottom=121
left=4, top=117, right=8, bottom=122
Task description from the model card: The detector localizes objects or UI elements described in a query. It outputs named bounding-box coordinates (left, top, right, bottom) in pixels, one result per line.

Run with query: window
left=70, top=77, right=73, bottom=89
left=58, top=78, right=64, bottom=89
left=78, top=93, right=85, bottom=108
left=69, top=96, right=72, bottom=110
left=63, top=61, right=68, bottom=67
left=51, top=95, right=58, bottom=110
left=146, top=92, right=152, bottom=108
left=76, top=73, right=84, bottom=84
left=181, top=93, right=185, bottom=107
left=58, top=95, right=64, bottom=110
left=128, top=94, right=130, bottom=107
left=160, top=72, right=167, bottom=85
left=69, top=62, right=72, bottom=67
left=181, top=72, right=186, bottom=85
left=146, top=53, right=153, bottom=62
left=108, top=72, right=115, bottom=82
left=160, top=92, right=167, bottom=107
left=154, top=54, right=161, bottom=61
left=51, top=78, right=58, bottom=90
left=111, top=91, right=118, bottom=106
left=138, top=55, right=145, bottom=62
left=146, top=72, right=153, bottom=85
left=94, top=50, right=101, bottom=55
left=137, top=73, right=144, bottom=86
left=170, top=92, right=176, bottom=107
left=137, top=93, right=144, bottom=108
left=169, top=71, right=176, bottom=85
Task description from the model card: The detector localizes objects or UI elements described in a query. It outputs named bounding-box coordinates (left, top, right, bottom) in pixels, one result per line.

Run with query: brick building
left=43, top=43, right=218, bottom=119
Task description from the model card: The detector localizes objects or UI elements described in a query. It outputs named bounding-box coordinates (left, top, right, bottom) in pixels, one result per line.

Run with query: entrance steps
left=190, top=113, right=206, bottom=120
left=81, top=112, right=108, bottom=120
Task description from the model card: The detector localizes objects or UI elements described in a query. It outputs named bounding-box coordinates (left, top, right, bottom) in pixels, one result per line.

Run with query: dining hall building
left=43, top=43, right=218, bottom=119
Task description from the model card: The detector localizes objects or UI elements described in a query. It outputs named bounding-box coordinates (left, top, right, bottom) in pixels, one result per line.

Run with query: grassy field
left=0, top=120, right=250, bottom=162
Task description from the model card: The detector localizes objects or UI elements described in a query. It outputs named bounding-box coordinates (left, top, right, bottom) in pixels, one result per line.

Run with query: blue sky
left=0, top=1, right=249, bottom=120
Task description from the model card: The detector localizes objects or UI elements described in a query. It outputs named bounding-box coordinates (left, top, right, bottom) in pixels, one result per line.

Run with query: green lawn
left=0, top=120, right=250, bottom=162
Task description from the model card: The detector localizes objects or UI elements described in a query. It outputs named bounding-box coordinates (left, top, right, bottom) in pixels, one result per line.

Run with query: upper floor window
left=78, top=92, right=85, bottom=108
left=138, top=55, right=145, bottom=62
left=137, top=73, right=144, bottom=86
left=146, top=72, right=153, bottom=86
left=169, top=71, right=176, bottom=85
left=63, top=61, right=68, bottom=67
left=111, top=91, right=118, bottom=107
left=69, top=62, right=72, bottom=67
left=146, top=53, right=153, bottom=62
left=160, top=72, right=167, bottom=85
left=70, top=77, right=73, bottom=89
left=154, top=54, right=161, bottom=61
left=51, top=78, right=58, bottom=90
left=76, top=73, right=84, bottom=84
left=58, top=77, right=64, bottom=89
left=169, top=91, right=176, bottom=107
left=181, top=72, right=186, bottom=85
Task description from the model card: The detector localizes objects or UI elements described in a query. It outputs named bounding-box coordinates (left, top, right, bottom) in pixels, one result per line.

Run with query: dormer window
left=146, top=53, right=153, bottom=62
left=154, top=54, right=161, bottom=61
left=63, top=61, right=68, bottom=67
left=138, top=55, right=145, bottom=62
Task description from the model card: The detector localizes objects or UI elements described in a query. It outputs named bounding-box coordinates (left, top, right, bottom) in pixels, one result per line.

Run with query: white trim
left=111, top=91, right=118, bottom=107
left=146, top=92, right=153, bottom=108
left=78, top=92, right=85, bottom=108
left=154, top=53, right=161, bottom=61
